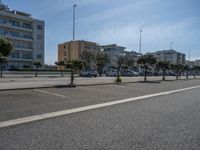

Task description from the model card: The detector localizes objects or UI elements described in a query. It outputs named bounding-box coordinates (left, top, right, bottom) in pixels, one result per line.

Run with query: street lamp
left=170, top=41, right=173, bottom=50
left=139, top=29, right=142, bottom=54
left=73, top=4, right=77, bottom=41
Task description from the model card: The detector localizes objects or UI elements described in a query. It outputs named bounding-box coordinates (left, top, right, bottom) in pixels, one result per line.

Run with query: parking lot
left=1, top=79, right=200, bottom=122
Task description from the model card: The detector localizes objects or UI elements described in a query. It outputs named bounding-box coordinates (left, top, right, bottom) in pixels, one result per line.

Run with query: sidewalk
left=0, top=76, right=198, bottom=91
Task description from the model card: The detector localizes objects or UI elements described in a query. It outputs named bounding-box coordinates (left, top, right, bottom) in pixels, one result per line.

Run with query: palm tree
left=116, top=55, right=125, bottom=83
left=156, top=61, right=170, bottom=81
left=95, top=52, right=108, bottom=76
left=0, top=38, right=13, bottom=78
left=124, top=55, right=135, bottom=70
left=192, top=66, right=200, bottom=79
left=55, top=60, right=65, bottom=77
left=66, top=60, right=84, bottom=86
left=137, top=55, right=157, bottom=81
left=33, top=62, right=42, bottom=77
left=184, top=65, right=189, bottom=79
left=81, top=50, right=95, bottom=70
left=170, top=64, right=182, bottom=80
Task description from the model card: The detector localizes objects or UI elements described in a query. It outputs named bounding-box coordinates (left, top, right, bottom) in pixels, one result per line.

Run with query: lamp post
left=170, top=41, right=173, bottom=50
left=139, top=29, right=142, bottom=54
left=73, top=4, right=77, bottom=41
left=189, top=49, right=191, bottom=61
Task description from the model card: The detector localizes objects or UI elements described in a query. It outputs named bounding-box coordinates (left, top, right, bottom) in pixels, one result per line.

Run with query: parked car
left=106, top=70, right=118, bottom=77
left=121, top=70, right=139, bottom=77
left=79, top=70, right=97, bottom=77
left=168, top=71, right=176, bottom=76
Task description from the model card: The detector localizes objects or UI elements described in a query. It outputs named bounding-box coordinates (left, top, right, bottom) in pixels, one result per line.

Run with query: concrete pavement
left=0, top=80, right=200, bottom=149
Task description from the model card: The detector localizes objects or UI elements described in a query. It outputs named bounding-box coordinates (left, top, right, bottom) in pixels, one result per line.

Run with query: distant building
left=124, top=51, right=142, bottom=67
left=147, top=50, right=186, bottom=65
left=195, top=60, right=200, bottom=66
left=100, top=44, right=126, bottom=69
left=58, top=40, right=100, bottom=62
left=185, top=60, right=195, bottom=68
left=0, top=3, right=45, bottom=68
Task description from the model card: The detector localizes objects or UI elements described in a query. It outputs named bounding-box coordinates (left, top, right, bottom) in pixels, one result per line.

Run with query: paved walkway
left=0, top=76, right=198, bottom=91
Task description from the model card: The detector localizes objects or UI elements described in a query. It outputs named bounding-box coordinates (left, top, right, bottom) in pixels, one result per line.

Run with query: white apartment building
left=147, top=50, right=186, bottom=65
left=0, top=3, right=44, bottom=69
left=100, top=44, right=126, bottom=69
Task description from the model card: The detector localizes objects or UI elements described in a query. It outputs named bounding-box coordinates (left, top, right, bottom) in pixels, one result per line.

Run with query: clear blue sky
left=4, top=0, right=200, bottom=64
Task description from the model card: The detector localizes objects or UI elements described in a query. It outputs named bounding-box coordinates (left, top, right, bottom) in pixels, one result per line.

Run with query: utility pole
left=73, top=4, right=76, bottom=41
left=139, top=29, right=142, bottom=53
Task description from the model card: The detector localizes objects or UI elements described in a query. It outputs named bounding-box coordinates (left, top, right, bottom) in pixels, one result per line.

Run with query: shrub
left=115, top=76, right=122, bottom=83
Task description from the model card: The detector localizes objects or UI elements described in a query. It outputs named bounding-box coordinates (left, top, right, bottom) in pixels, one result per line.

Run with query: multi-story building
left=0, top=3, right=44, bottom=69
left=100, top=44, right=126, bottom=69
left=58, top=40, right=100, bottom=62
left=147, top=50, right=186, bottom=65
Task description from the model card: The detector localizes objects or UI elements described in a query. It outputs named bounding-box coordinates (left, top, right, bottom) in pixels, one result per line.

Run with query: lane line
left=0, top=85, right=200, bottom=128
left=33, top=89, right=66, bottom=98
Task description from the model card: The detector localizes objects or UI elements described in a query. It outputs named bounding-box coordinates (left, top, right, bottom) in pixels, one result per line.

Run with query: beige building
left=58, top=40, right=100, bottom=62
left=0, top=3, right=44, bottom=69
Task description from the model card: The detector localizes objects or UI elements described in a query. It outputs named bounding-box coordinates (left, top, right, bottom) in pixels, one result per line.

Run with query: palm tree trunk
left=186, top=70, right=188, bottom=79
left=176, top=70, right=178, bottom=80
left=59, top=67, right=63, bottom=77
left=162, top=69, right=165, bottom=81
left=0, top=67, right=3, bottom=78
left=35, top=66, right=38, bottom=77
left=70, top=70, right=74, bottom=85
left=144, top=67, right=147, bottom=81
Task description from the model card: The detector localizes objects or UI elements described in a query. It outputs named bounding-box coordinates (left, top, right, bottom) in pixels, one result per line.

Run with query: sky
left=4, top=0, right=200, bottom=64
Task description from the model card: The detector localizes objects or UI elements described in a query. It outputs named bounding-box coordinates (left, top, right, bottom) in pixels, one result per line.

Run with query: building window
left=23, top=53, right=31, bottom=59
left=37, top=54, right=42, bottom=59
left=9, top=20, right=19, bottom=27
left=37, top=25, right=43, bottom=30
left=0, top=18, right=5, bottom=24
left=0, top=29, right=5, bottom=35
left=23, top=23, right=31, bottom=29
left=10, top=31, right=19, bottom=37
left=11, top=52, right=20, bottom=58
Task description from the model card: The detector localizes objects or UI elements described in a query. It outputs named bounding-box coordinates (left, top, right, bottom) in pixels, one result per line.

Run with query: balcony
left=2, top=34, right=33, bottom=42
left=0, top=22, right=33, bottom=32
left=14, top=47, right=33, bottom=52
left=9, top=57, right=33, bottom=62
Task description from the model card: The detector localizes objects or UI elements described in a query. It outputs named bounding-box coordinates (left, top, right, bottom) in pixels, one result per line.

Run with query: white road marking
left=0, top=85, right=200, bottom=128
left=33, top=89, right=66, bottom=98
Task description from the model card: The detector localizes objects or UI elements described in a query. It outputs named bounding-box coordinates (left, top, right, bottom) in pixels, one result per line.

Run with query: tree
left=170, top=64, right=183, bottom=80
left=156, top=61, right=170, bottom=81
left=192, top=66, right=200, bottom=79
left=115, top=55, right=125, bottom=83
left=66, top=60, right=84, bottom=86
left=124, top=55, right=135, bottom=70
left=33, top=62, right=42, bottom=77
left=95, top=52, right=108, bottom=76
left=81, top=50, right=95, bottom=70
left=184, top=65, right=189, bottom=79
left=55, top=60, right=65, bottom=77
left=137, top=55, right=157, bottom=81
left=0, top=38, right=13, bottom=78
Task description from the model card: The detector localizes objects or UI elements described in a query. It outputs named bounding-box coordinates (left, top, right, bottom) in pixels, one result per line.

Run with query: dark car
left=121, top=70, right=139, bottom=77
left=79, top=70, right=98, bottom=77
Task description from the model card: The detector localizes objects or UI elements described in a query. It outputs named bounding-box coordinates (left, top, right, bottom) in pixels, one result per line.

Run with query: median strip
left=0, top=85, right=200, bottom=128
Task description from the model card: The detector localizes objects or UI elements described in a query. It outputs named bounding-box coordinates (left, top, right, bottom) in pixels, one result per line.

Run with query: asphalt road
left=0, top=79, right=200, bottom=149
